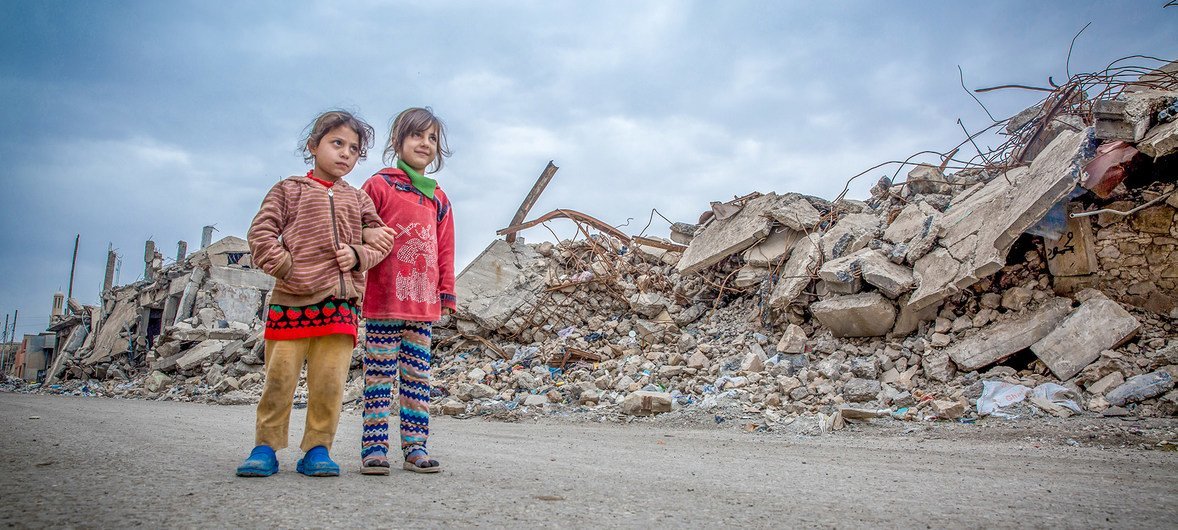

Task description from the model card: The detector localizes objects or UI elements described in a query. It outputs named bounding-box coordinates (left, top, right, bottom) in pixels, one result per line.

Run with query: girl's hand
left=442, top=307, right=455, bottom=316
left=362, top=226, right=397, bottom=253
left=335, top=246, right=357, bottom=272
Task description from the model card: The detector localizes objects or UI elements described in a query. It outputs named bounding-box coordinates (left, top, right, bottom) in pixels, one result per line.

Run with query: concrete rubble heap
left=24, top=59, right=1178, bottom=429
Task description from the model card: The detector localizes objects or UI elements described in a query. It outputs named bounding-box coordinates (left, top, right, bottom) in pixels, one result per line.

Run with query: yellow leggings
left=254, top=334, right=353, bottom=452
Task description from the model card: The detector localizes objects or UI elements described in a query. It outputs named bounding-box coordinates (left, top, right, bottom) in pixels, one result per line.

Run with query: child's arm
left=247, top=182, right=294, bottom=279
left=349, top=190, right=392, bottom=272
left=436, top=196, right=457, bottom=315
left=360, top=177, right=396, bottom=253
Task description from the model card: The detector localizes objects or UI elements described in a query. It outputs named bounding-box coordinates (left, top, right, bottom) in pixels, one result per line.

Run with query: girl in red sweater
left=358, top=107, right=456, bottom=474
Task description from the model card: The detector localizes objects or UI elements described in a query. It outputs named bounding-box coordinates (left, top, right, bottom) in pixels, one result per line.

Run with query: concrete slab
left=817, top=248, right=872, bottom=294
left=859, top=250, right=915, bottom=299
left=678, top=193, right=784, bottom=275
left=810, top=292, right=897, bottom=338
left=767, top=233, right=822, bottom=309
left=768, top=198, right=822, bottom=232
left=820, top=213, right=880, bottom=261
left=455, top=240, right=545, bottom=333
left=907, top=128, right=1088, bottom=311
left=733, top=265, right=769, bottom=288
left=744, top=227, right=803, bottom=267
left=1032, top=290, right=1141, bottom=381
left=175, top=340, right=231, bottom=371
left=943, top=297, right=1073, bottom=372
left=882, top=200, right=941, bottom=264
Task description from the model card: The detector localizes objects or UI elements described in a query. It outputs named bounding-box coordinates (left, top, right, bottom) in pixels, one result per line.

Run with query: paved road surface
left=1, top=393, right=1175, bottom=528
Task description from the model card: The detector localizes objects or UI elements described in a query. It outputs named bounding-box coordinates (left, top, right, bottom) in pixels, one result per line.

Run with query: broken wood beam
left=632, top=236, right=687, bottom=252
left=505, top=161, right=559, bottom=244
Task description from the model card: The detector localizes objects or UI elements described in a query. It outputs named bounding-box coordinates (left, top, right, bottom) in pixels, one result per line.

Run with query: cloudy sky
left=1, top=1, right=1175, bottom=337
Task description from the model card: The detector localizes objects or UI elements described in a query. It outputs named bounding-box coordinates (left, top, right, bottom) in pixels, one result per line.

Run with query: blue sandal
left=296, top=446, right=340, bottom=477
left=236, top=445, right=278, bottom=477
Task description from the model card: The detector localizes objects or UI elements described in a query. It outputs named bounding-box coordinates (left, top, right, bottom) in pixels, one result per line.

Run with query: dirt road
left=1, top=392, right=1175, bottom=528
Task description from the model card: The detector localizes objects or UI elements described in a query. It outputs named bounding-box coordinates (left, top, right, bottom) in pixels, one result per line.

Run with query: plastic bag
left=976, top=380, right=1031, bottom=417
left=1031, top=383, right=1083, bottom=413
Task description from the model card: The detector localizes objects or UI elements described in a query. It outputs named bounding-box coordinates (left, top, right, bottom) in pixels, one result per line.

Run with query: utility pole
left=2, top=313, right=8, bottom=342
left=67, top=234, right=79, bottom=314
left=11, top=310, right=17, bottom=343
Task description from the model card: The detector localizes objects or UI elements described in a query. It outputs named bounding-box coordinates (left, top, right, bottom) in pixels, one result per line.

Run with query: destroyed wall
left=1086, top=193, right=1178, bottom=317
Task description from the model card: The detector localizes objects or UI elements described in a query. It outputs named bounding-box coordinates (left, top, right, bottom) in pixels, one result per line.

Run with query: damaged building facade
left=15, top=58, right=1178, bottom=428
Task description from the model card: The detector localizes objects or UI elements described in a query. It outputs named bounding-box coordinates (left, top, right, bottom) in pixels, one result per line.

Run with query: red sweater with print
left=360, top=168, right=456, bottom=321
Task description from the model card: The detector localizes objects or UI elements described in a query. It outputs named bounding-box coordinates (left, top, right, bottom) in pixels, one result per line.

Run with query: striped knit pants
left=362, top=319, right=432, bottom=460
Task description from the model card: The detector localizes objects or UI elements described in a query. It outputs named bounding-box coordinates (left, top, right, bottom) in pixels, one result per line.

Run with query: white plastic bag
left=1032, top=383, right=1084, bottom=413
left=977, top=381, right=1031, bottom=417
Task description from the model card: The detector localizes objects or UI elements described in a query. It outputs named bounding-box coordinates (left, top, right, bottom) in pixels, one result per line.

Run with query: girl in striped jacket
left=237, top=110, right=394, bottom=478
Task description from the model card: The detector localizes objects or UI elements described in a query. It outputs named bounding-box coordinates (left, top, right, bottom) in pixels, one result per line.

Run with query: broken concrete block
left=1001, top=286, right=1034, bottom=312
left=921, top=349, right=956, bottom=383
left=1094, top=91, right=1176, bottom=142
left=1032, top=290, right=1141, bottom=381
left=890, top=293, right=938, bottom=337
left=622, top=391, right=673, bottom=415
left=817, top=248, right=870, bottom=294
left=1105, top=371, right=1175, bottom=406
left=944, top=297, right=1072, bottom=372
left=810, top=292, right=897, bottom=338
left=821, top=213, right=880, bottom=260
left=732, top=265, right=769, bottom=288
left=175, top=340, right=231, bottom=371
left=767, top=234, right=821, bottom=309
left=1018, top=114, right=1085, bottom=162
left=842, top=378, right=882, bottom=402
left=908, top=129, right=1088, bottom=311
left=1086, top=371, right=1125, bottom=396
left=629, top=292, right=673, bottom=319
left=455, top=240, right=545, bottom=333
left=678, top=193, right=785, bottom=275
left=905, top=165, right=950, bottom=195
left=440, top=398, right=466, bottom=416
left=669, top=222, right=698, bottom=245
left=931, top=399, right=966, bottom=419
left=740, top=345, right=767, bottom=373
left=144, top=370, right=171, bottom=393
left=744, top=227, right=803, bottom=267
left=768, top=198, right=822, bottom=231
left=883, top=200, right=941, bottom=264
left=776, top=324, right=807, bottom=354
left=687, top=350, right=709, bottom=369
left=859, top=250, right=915, bottom=299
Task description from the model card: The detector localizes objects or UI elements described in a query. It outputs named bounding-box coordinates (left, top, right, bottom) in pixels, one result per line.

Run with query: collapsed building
left=19, top=58, right=1178, bottom=428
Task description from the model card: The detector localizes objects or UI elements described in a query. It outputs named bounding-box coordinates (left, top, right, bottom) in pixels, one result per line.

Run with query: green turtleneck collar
left=397, top=159, right=437, bottom=200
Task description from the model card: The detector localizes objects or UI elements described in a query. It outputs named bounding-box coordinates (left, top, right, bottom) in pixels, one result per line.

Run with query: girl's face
left=398, top=123, right=438, bottom=173
left=308, top=125, right=361, bottom=180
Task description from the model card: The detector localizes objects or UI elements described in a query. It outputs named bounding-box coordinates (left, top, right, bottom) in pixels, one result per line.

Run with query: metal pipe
left=1069, top=191, right=1175, bottom=218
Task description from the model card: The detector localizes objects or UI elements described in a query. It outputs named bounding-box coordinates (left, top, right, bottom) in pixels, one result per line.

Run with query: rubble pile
left=24, top=59, right=1178, bottom=430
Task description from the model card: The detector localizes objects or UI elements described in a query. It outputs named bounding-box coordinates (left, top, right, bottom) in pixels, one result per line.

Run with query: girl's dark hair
left=299, top=110, right=376, bottom=164
left=382, top=107, right=452, bottom=173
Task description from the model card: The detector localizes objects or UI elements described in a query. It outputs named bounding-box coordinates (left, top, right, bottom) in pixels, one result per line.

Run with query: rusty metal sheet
left=1082, top=141, right=1138, bottom=198
left=497, top=209, right=631, bottom=243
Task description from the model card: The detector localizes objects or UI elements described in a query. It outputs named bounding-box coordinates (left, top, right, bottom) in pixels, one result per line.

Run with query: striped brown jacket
left=247, top=175, right=389, bottom=308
